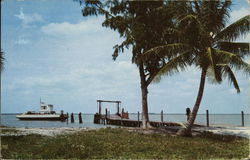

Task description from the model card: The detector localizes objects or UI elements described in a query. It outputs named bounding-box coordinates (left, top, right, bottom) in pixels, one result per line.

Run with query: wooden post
left=71, top=113, right=74, bottom=123
left=105, top=108, right=108, bottom=125
left=241, top=111, right=244, bottom=127
left=79, top=112, right=83, bottom=124
left=138, top=111, right=140, bottom=127
left=161, top=110, right=163, bottom=123
left=66, top=112, right=69, bottom=124
left=117, top=103, right=119, bottom=114
left=105, top=108, right=108, bottom=118
left=160, top=110, right=163, bottom=127
left=98, top=102, right=101, bottom=115
left=122, top=108, right=124, bottom=116
left=121, top=116, right=123, bottom=126
left=120, top=108, right=124, bottom=126
left=206, top=110, right=209, bottom=127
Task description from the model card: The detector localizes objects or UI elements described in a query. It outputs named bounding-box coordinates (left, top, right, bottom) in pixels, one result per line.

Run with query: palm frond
left=207, top=47, right=222, bottom=82
left=139, top=43, right=191, bottom=63
left=217, top=64, right=240, bottom=93
left=218, top=1, right=231, bottom=22
left=178, top=14, right=197, bottom=24
left=229, top=57, right=250, bottom=76
left=215, top=49, right=238, bottom=64
left=216, top=49, right=250, bottom=75
left=217, top=42, right=250, bottom=57
left=200, top=1, right=231, bottom=34
left=215, top=15, right=250, bottom=41
left=216, top=49, right=237, bottom=57
left=151, top=51, right=192, bottom=83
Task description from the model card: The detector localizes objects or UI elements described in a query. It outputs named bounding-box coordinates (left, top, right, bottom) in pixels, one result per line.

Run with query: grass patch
left=1, top=126, right=20, bottom=134
left=1, top=128, right=249, bottom=159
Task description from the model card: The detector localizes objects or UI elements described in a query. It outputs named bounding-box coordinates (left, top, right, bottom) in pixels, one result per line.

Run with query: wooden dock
left=93, top=100, right=185, bottom=128
left=93, top=113, right=182, bottom=128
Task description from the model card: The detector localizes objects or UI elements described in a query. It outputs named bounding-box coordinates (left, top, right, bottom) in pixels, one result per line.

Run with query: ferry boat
left=16, top=100, right=68, bottom=121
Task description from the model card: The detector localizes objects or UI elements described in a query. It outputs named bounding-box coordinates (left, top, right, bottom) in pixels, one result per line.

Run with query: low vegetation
left=0, top=125, right=20, bottom=134
left=1, top=128, right=249, bottom=159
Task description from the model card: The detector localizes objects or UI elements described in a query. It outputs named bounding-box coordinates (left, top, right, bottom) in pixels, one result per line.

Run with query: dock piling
left=79, top=112, right=83, bottom=124
left=121, top=108, right=124, bottom=126
left=206, top=110, right=209, bottom=127
left=161, top=110, right=163, bottom=122
left=66, top=112, right=69, bottom=124
left=105, top=108, right=108, bottom=125
left=122, top=108, right=124, bottom=116
left=137, top=111, right=140, bottom=127
left=241, top=111, right=244, bottom=127
left=160, top=110, right=163, bottom=127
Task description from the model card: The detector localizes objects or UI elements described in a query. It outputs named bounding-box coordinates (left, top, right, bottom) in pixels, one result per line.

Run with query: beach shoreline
left=1, top=125, right=249, bottom=138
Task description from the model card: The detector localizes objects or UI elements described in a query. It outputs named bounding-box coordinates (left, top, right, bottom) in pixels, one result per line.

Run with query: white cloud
left=15, top=38, right=29, bottom=45
left=6, top=15, right=134, bottom=100
left=15, top=8, right=44, bottom=28
left=41, top=18, right=105, bottom=37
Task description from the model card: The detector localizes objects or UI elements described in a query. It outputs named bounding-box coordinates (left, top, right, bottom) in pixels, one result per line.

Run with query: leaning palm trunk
left=139, top=63, right=151, bottom=128
left=141, top=85, right=151, bottom=128
left=177, top=68, right=207, bottom=136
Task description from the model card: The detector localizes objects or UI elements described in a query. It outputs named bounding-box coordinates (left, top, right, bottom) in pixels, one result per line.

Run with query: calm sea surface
left=1, top=114, right=249, bottom=128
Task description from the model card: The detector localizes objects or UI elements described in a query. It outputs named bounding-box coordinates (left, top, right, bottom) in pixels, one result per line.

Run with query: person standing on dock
left=71, top=113, right=74, bottom=123
left=186, top=108, right=191, bottom=121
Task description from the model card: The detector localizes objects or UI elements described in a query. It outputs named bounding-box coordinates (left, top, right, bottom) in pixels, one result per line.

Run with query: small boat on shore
left=16, top=100, right=68, bottom=121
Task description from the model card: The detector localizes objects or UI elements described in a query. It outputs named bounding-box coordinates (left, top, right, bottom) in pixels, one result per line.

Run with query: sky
left=1, top=0, right=250, bottom=114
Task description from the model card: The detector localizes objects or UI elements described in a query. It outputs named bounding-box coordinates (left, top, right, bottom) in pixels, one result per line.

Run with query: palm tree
left=142, top=1, right=250, bottom=136
left=80, top=0, right=183, bottom=128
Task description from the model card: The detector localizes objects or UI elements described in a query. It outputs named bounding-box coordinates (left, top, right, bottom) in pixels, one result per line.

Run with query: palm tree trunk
left=139, top=63, right=150, bottom=128
left=141, top=84, right=150, bottom=128
left=177, top=68, right=207, bottom=136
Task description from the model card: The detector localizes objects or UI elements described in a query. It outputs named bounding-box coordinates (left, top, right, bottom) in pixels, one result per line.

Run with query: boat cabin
left=40, top=104, right=55, bottom=114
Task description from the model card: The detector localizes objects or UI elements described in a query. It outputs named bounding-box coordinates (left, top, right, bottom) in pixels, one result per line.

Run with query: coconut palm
left=141, top=1, right=250, bottom=136
left=80, top=0, right=185, bottom=128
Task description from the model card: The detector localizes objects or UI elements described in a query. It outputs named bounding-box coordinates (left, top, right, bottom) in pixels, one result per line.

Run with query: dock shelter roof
left=97, top=100, right=121, bottom=115
left=97, top=100, right=121, bottom=103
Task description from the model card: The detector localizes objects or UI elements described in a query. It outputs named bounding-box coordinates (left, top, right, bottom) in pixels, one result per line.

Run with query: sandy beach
left=1, top=125, right=249, bottom=138
left=0, top=127, right=96, bottom=137
left=193, top=125, right=250, bottom=139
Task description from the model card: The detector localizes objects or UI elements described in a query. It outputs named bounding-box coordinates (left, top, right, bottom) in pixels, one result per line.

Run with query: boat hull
left=16, top=114, right=68, bottom=121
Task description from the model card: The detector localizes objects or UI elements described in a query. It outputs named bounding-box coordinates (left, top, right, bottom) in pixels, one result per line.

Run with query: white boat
left=16, top=100, right=68, bottom=121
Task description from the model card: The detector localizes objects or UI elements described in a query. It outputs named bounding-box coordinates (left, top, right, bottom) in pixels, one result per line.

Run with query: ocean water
left=0, top=113, right=249, bottom=128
